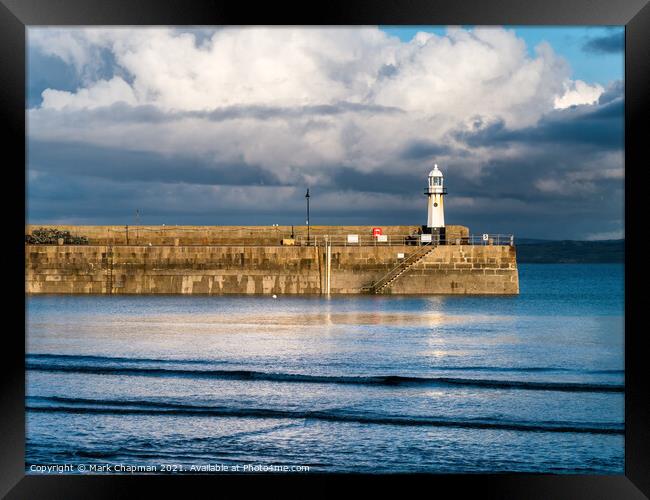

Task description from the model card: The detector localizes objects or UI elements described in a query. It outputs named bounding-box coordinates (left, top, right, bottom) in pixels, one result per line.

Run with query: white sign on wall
left=482, top=233, right=489, bottom=241
left=347, top=234, right=359, bottom=244
left=421, top=234, right=432, bottom=243
left=397, top=253, right=405, bottom=259
left=377, top=234, right=388, bottom=242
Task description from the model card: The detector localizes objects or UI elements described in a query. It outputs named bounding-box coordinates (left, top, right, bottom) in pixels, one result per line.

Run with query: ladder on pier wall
left=364, top=243, right=437, bottom=294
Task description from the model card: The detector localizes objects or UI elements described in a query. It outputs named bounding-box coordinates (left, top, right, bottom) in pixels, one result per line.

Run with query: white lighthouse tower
left=425, top=164, right=447, bottom=241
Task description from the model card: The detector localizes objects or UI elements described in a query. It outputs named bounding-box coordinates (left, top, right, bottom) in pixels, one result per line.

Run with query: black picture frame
left=2, top=0, right=647, bottom=497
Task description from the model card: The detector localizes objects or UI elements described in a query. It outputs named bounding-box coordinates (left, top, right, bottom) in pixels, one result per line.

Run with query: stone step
left=374, top=246, right=436, bottom=293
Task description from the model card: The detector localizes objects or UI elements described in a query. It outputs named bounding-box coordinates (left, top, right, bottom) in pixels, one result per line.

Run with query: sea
left=25, top=263, right=625, bottom=474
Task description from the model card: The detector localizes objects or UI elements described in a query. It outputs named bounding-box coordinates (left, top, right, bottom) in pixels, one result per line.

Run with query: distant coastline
left=516, top=239, right=624, bottom=264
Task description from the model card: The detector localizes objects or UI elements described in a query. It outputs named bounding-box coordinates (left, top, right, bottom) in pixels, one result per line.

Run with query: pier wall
left=25, top=243, right=518, bottom=295
left=25, top=225, right=469, bottom=246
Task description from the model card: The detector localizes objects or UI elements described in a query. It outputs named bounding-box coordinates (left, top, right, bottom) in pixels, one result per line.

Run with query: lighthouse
left=425, top=164, right=447, bottom=242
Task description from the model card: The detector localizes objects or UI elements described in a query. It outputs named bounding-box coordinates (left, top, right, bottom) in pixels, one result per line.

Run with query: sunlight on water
left=25, top=264, right=624, bottom=473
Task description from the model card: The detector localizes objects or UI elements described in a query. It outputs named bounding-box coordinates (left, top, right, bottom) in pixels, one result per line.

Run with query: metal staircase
left=363, top=243, right=437, bottom=294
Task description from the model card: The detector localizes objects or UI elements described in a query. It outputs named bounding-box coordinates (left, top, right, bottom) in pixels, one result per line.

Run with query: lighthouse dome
left=429, top=164, right=443, bottom=177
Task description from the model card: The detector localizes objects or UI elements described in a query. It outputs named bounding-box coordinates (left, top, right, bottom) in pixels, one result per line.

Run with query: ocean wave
left=26, top=362, right=623, bottom=393
left=27, top=353, right=233, bottom=366
left=26, top=396, right=623, bottom=435
left=26, top=353, right=623, bottom=375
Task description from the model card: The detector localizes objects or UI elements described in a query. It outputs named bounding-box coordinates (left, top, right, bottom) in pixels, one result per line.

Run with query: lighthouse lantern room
left=424, top=164, right=447, bottom=242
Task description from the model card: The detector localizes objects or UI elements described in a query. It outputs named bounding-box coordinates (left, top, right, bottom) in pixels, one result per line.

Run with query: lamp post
left=135, top=209, right=140, bottom=245
left=305, top=188, right=310, bottom=245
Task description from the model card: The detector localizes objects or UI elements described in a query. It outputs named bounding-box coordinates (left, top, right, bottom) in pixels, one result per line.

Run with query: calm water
left=26, top=264, right=624, bottom=474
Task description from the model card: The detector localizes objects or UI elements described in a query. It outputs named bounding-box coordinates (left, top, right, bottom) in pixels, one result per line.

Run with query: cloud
left=554, top=80, right=604, bottom=109
left=28, top=140, right=285, bottom=187
left=583, top=32, right=625, bottom=54
left=400, top=141, right=455, bottom=160
left=598, top=79, right=623, bottom=105
left=26, top=27, right=624, bottom=239
left=452, top=94, right=623, bottom=151
left=28, top=27, right=578, bottom=177
left=30, top=27, right=571, bottom=116
left=41, top=76, right=137, bottom=110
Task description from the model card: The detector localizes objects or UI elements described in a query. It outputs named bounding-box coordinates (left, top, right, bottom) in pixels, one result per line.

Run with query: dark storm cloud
left=315, top=94, right=623, bottom=238
left=459, top=153, right=621, bottom=203
left=444, top=94, right=624, bottom=209
left=331, top=135, right=621, bottom=204
left=27, top=153, right=623, bottom=239
left=62, top=101, right=405, bottom=125
left=583, top=32, right=625, bottom=54
left=29, top=140, right=283, bottom=187
left=452, top=98, right=623, bottom=151
left=598, top=80, right=623, bottom=105
left=27, top=170, right=423, bottom=225
left=199, top=101, right=405, bottom=120
left=399, top=140, right=454, bottom=160
left=326, top=162, right=486, bottom=198
left=27, top=94, right=624, bottom=238
left=438, top=156, right=623, bottom=239
left=26, top=177, right=233, bottom=226
left=330, top=167, right=423, bottom=195
left=26, top=95, right=624, bottom=240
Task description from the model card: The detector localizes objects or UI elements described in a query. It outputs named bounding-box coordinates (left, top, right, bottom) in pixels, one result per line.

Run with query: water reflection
left=25, top=265, right=624, bottom=473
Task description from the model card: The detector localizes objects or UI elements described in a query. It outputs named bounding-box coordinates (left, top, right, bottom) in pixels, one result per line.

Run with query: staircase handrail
left=369, top=242, right=434, bottom=292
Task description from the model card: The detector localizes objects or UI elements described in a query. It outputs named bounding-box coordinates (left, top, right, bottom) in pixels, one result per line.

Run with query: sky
left=26, top=26, right=624, bottom=240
